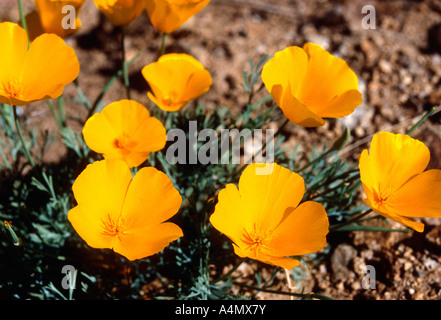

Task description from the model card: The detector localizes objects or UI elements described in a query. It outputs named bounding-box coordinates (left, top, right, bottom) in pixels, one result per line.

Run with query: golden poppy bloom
left=359, top=131, right=441, bottom=232
left=0, top=22, right=79, bottom=106
left=146, top=0, right=211, bottom=34
left=82, top=100, right=167, bottom=168
left=209, top=163, right=329, bottom=269
left=26, top=0, right=85, bottom=40
left=68, top=159, right=183, bottom=261
left=142, top=53, right=212, bottom=112
left=261, top=43, right=362, bottom=127
left=93, top=0, right=146, bottom=26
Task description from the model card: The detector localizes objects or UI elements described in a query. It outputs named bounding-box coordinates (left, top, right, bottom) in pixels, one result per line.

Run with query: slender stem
left=47, top=100, right=63, bottom=130
left=234, top=282, right=334, bottom=300
left=13, top=105, right=35, bottom=168
left=284, top=269, right=295, bottom=300
left=253, top=118, right=289, bottom=162
left=121, top=26, right=131, bottom=100
left=18, top=0, right=28, bottom=47
left=329, top=208, right=373, bottom=231
left=407, top=106, right=438, bottom=136
left=297, top=148, right=334, bottom=174
left=161, top=33, right=168, bottom=56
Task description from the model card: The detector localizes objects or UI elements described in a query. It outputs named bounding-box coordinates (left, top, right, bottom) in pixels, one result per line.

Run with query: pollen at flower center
left=242, top=226, right=273, bottom=255
left=373, top=186, right=392, bottom=208
left=101, top=214, right=126, bottom=238
left=1, top=80, right=20, bottom=98
left=113, top=134, right=137, bottom=153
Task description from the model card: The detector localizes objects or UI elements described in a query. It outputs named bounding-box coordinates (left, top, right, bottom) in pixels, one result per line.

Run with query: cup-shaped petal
left=146, top=0, right=211, bottom=34
left=210, top=162, right=329, bottom=269
left=0, top=22, right=79, bottom=106
left=142, top=53, right=212, bottom=111
left=359, top=131, right=441, bottom=232
left=83, top=99, right=167, bottom=168
left=94, top=0, right=146, bottom=26
left=262, top=43, right=362, bottom=127
left=68, top=159, right=183, bottom=260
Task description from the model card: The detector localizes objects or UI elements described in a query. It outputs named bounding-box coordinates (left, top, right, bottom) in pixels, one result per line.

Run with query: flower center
left=101, top=214, right=126, bottom=238
left=1, top=80, right=20, bottom=98
left=113, top=134, right=137, bottom=154
left=241, top=225, right=273, bottom=256
left=373, top=186, right=392, bottom=209
left=161, top=91, right=179, bottom=106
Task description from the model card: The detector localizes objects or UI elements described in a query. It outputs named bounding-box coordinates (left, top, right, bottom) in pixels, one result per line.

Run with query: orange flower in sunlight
left=261, top=43, right=362, bottom=127
left=68, top=159, right=183, bottom=261
left=0, top=22, right=79, bottom=106
left=359, top=131, right=441, bottom=232
left=82, top=100, right=167, bottom=168
left=142, top=53, right=212, bottom=112
left=209, top=163, right=329, bottom=269
left=93, top=0, right=146, bottom=26
left=25, top=0, right=85, bottom=40
left=146, top=0, right=211, bottom=34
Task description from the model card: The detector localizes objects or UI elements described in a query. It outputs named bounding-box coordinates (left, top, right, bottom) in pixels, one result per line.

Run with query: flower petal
left=20, top=33, right=79, bottom=103
left=299, top=43, right=361, bottom=116
left=0, top=23, right=28, bottom=105
left=68, top=205, right=116, bottom=249
left=386, top=169, right=441, bottom=219
left=363, top=198, right=424, bottom=232
left=68, top=160, right=132, bottom=248
left=122, top=167, right=182, bottom=230
left=268, top=201, right=329, bottom=256
left=238, top=163, right=305, bottom=232
left=359, top=132, right=430, bottom=194
left=70, top=159, right=131, bottom=225
left=114, top=222, right=183, bottom=261
left=209, top=183, right=245, bottom=245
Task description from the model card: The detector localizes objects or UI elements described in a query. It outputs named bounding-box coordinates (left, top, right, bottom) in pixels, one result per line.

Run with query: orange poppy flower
left=209, top=163, right=329, bottom=269
left=359, top=131, right=441, bottom=232
left=82, top=100, right=167, bottom=168
left=0, top=22, right=79, bottom=106
left=261, top=43, right=362, bottom=127
left=93, top=0, right=146, bottom=26
left=25, top=0, right=85, bottom=40
left=142, top=53, right=212, bottom=112
left=146, top=0, right=211, bottom=34
left=68, top=159, right=183, bottom=261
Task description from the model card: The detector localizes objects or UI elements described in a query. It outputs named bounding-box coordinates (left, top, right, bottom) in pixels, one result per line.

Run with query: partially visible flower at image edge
left=209, top=162, right=329, bottom=269
left=25, top=0, right=86, bottom=40
left=68, top=159, right=183, bottom=261
left=146, top=0, right=211, bottom=34
left=0, top=22, right=79, bottom=106
left=359, top=131, right=441, bottom=232
left=94, top=0, right=146, bottom=26
left=142, top=53, right=212, bottom=112
left=82, top=99, right=167, bottom=168
left=261, top=42, right=362, bottom=127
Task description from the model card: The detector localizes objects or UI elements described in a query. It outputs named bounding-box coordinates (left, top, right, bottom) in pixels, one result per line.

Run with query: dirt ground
left=2, top=0, right=441, bottom=300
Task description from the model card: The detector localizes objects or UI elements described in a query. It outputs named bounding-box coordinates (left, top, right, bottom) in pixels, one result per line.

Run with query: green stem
left=121, top=26, right=131, bottom=100
left=329, top=208, right=373, bottom=231
left=13, top=105, right=35, bottom=168
left=18, top=0, right=28, bottom=46
left=234, top=282, right=334, bottom=300
left=407, top=106, right=438, bottom=136
left=47, top=100, right=63, bottom=130
left=161, top=33, right=168, bottom=56
left=12, top=106, right=35, bottom=168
